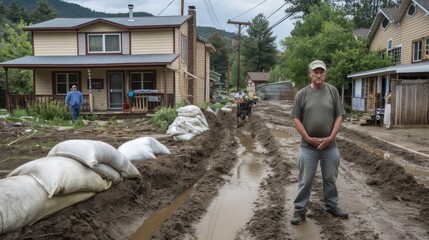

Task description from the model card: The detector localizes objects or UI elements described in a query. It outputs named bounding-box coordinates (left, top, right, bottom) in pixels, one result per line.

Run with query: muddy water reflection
left=130, top=189, right=191, bottom=240
left=193, top=131, right=267, bottom=240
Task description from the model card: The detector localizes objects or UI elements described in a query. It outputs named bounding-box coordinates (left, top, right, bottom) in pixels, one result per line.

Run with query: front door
left=108, top=72, right=124, bottom=110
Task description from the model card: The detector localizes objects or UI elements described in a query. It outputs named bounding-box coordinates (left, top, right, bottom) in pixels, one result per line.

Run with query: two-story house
left=0, top=5, right=214, bottom=113
left=347, top=0, right=429, bottom=127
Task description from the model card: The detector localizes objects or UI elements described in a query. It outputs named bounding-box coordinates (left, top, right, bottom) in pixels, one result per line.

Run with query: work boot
left=326, top=207, right=349, bottom=219
left=291, top=212, right=306, bottom=225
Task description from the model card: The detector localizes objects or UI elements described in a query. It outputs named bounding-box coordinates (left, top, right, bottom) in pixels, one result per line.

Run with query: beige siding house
left=348, top=0, right=429, bottom=127
left=1, top=6, right=214, bottom=113
left=244, top=72, right=269, bottom=98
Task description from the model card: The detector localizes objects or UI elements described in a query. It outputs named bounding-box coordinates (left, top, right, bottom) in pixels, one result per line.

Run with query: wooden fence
left=391, top=79, right=429, bottom=126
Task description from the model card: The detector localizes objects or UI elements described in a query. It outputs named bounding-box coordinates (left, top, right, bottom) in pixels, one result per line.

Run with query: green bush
left=12, top=108, right=28, bottom=118
left=26, top=100, right=68, bottom=121
left=151, top=106, right=177, bottom=132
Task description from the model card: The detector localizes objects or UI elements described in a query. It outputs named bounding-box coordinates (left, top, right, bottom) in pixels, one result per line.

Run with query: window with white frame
left=388, top=45, right=401, bottom=64
left=353, top=78, right=365, bottom=98
left=130, top=71, right=156, bottom=90
left=381, top=17, right=389, bottom=29
left=387, top=39, right=393, bottom=51
left=56, top=72, right=79, bottom=94
left=412, top=40, right=422, bottom=62
left=88, top=33, right=121, bottom=53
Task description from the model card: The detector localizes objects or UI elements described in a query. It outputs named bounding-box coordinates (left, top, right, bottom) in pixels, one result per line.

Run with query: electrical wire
left=231, top=0, right=268, bottom=20
left=264, top=0, right=312, bottom=35
left=157, top=0, right=176, bottom=16
left=206, top=0, right=223, bottom=28
left=266, top=1, right=288, bottom=20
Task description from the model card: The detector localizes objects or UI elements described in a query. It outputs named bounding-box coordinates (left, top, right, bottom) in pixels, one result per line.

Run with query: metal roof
left=0, top=54, right=179, bottom=68
left=347, top=62, right=429, bottom=78
left=24, top=16, right=191, bottom=30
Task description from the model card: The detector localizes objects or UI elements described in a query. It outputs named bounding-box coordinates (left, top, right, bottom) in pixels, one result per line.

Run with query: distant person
left=65, top=85, right=83, bottom=123
left=290, top=60, right=348, bottom=225
left=234, top=89, right=246, bottom=100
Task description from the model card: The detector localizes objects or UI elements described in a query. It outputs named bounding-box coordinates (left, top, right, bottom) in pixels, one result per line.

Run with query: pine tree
left=31, top=0, right=58, bottom=23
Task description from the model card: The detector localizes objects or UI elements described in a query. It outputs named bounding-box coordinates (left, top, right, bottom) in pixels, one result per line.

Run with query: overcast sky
left=62, top=0, right=295, bottom=50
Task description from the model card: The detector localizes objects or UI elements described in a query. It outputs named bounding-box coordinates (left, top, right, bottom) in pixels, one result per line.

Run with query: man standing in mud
left=290, top=60, right=348, bottom=225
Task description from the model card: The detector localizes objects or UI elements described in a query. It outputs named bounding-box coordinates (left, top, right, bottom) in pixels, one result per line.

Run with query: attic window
left=381, top=17, right=389, bottom=29
left=408, top=3, right=416, bottom=16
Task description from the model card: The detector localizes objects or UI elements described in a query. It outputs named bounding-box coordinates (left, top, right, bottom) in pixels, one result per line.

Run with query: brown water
left=192, top=130, right=268, bottom=240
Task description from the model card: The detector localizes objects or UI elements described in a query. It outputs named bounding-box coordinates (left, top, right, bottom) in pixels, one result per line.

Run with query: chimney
left=128, top=4, right=134, bottom=21
left=188, top=6, right=196, bottom=75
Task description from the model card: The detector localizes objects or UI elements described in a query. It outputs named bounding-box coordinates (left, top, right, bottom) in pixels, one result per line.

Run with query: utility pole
left=181, top=0, right=184, bottom=15
left=227, top=20, right=250, bottom=92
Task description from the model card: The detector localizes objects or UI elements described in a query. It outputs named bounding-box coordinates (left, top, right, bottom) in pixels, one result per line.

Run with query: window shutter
left=78, top=33, right=86, bottom=55
left=122, top=32, right=130, bottom=55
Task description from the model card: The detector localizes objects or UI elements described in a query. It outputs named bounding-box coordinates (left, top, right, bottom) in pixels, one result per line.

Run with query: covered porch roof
left=0, top=54, right=180, bottom=69
left=347, top=62, right=429, bottom=78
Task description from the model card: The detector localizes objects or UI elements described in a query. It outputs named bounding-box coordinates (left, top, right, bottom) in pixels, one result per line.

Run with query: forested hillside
left=1, top=0, right=234, bottom=39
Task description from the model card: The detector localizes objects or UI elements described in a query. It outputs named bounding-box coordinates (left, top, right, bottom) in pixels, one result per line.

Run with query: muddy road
left=1, top=100, right=428, bottom=240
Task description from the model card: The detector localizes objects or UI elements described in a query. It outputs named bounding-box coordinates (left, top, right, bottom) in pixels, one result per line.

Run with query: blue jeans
left=71, top=105, right=80, bottom=123
left=293, top=146, right=340, bottom=213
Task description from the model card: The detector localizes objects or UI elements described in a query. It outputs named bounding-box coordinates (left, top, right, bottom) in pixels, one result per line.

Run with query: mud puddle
left=131, top=189, right=192, bottom=240
left=190, top=130, right=268, bottom=240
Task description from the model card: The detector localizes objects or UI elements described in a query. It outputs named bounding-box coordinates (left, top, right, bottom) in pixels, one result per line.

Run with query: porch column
left=87, top=68, right=93, bottom=113
left=163, top=67, right=167, bottom=107
left=5, top=68, right=9, bottom=112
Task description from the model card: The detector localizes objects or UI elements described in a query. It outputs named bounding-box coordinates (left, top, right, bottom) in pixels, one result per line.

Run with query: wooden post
left=227, top=20, right=250, bottom=92
left=5, top=68, right=9, bottom=112
left=87, top=68, right=93, bottom=114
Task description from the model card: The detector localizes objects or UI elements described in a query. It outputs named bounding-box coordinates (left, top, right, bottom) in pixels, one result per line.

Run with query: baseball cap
left=309, top=60, right=326, bottom=71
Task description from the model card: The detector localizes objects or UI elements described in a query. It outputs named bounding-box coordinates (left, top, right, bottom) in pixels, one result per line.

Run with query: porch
left=6, top=92, right=175, bottom=114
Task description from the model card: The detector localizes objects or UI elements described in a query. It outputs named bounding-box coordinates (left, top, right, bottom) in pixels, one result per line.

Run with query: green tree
left=242, top=13, right=277, bottom=73
left=282, top=2, right=391, bottom=89
left=341, top=0, right=401, bottom=28
left=31, top=0, right=58, bottom=23
left=207, top=32, right=229, bottom=83
left=5, top=0, right=28, bottom=23
left=0, top=21, right=33, bottom=94
left=285, top=0, right=323, bottom=17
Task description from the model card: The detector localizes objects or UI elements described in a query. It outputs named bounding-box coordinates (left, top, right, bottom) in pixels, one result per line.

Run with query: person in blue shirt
left=65, top=85, right=83, bottom=123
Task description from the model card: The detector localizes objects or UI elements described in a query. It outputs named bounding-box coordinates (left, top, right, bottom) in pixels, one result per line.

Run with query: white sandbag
left=8, top=156, right=112, bottom=198
left=92, top=163, right=123, bottom=184
left=118, top=137, right=170, bottom=161
left=176, top=105, right=203, bottom=117
left=0, top=175, right=95, bottom=234
left=32, top=191, right=95, bottom=225
left=0, top=175, right=46, bottom=234
left=47, top=139, right=140, bottom=179
left=173, top=133, right=195, bottom=142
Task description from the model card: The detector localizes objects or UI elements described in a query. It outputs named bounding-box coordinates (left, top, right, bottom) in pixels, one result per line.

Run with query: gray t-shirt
left=291, top=83, right=345, bottom=149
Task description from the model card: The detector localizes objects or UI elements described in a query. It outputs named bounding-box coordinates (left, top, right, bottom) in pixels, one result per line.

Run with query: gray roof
left=353, top=28, right=370, bottom=39
left=347, top=62, right=429, bottom=78
left=367, top=0, right=429, bottom=43
left=0, top=54, right=179, bottom=68
left=24, top=16, right=191, bottom=30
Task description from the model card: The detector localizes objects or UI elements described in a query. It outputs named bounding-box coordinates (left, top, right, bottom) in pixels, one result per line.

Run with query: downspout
left=164, top=66, right=167, bottom=107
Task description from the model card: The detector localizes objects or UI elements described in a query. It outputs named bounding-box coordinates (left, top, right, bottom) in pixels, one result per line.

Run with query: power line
left=157, top=0, right=176, bottom=16
left=205, top=0, right=223, bottom=28
left=231, top=0, right=268, bottom=20
left=264, top=0, right=311, bottom=35
left=266, top=1, right=288, bottom=20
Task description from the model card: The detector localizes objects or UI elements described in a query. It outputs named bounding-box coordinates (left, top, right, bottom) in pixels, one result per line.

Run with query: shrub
left=26, top=100, right=68, bottom=121
left=151, top=106, right=177, bottom=132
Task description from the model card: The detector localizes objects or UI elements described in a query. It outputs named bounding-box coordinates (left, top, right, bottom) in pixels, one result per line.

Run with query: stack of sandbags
left=118, top=136, right=170, bottom=161
left=167, top=105, right=209, bottom=141
left=0, top=139, right=141, bottom=234
left=48, top=139, right=141, bottom=182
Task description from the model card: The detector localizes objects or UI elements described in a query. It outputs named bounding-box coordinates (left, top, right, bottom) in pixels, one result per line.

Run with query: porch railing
left=7, top=93, right=175, bottom=113
left=7, top=94, right=90, bottom=112
left=129, top=93, right=175, bottom=112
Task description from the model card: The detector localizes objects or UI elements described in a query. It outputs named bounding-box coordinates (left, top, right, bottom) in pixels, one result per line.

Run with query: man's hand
left=316, top=136, right=333, bottom=150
